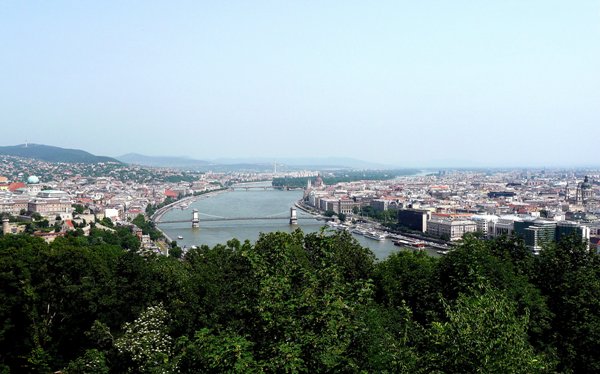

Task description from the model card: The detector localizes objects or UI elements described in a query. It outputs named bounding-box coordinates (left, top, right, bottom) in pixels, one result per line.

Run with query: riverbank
left=295, top=199, right=319, bottom=215
left=296, top=199, right=446, bottom=256
left=152, top=189, right=228, bottom=222
left=152, top=188, right=229, bottom=243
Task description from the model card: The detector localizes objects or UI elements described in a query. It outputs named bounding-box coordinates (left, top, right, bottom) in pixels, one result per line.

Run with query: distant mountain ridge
left=118, top=153, right=390, bottom=170
left=213, top=157, right=391, bottom=169
left=117, top=153, right=211, bottom=168
left=0, top=144, right=120, bottom=164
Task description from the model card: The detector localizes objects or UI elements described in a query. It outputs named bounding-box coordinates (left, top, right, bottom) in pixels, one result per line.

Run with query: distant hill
left=117, top=153, right=212, bottom=168
left=118, top=153, right=392, bottom=171
left=0, top=144, right=120, bottom=164
left=213, top=157, right=392, bottom=169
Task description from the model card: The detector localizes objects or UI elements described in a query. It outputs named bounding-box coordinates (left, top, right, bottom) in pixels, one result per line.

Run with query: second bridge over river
left=156, top=208, right=328, bottom=227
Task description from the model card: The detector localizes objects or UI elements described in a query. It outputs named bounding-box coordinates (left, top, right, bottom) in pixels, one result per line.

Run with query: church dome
left=27, top=176, right=40, bottom=184
left=581, top=176, right=592, bottom=189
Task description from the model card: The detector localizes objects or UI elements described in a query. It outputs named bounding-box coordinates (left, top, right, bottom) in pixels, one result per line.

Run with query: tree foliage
left=424, top=288, right=548, bottom=373
left=2, top=229, right=598, bottom=372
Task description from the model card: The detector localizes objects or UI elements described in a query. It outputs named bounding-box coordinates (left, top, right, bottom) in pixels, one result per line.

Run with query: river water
left=158, top=181, right=433, bottom=259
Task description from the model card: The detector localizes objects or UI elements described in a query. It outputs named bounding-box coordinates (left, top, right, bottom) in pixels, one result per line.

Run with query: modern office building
left=521, top=221, right=557, bottom=255
left=397, top=208, right=431, bottom=232
left=556, top=221, right=591, bottom=247
left=490, top=216, right=590, bottom=254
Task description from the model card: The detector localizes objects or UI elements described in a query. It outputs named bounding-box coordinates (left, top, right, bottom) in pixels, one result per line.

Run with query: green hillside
left=0, top=144, right=120, bottom=164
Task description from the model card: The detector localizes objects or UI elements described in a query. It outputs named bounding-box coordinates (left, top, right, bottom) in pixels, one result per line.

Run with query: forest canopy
left=0, top=228, right=597, bottom=373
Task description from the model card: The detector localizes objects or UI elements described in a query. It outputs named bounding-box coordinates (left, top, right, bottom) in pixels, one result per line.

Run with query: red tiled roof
left=164, top=189, right=178, bottom=198
left=8, top=182, right=25, bottom=192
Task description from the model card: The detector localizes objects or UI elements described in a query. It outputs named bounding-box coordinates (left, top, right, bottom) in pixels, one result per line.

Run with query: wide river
left=158, top=181, right=435, bottom=259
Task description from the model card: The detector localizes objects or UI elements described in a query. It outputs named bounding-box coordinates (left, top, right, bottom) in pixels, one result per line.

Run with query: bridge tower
left=289, top=207, right=298, bottom=225
left=192, top=209, right=200, bottom=228
left=2, top=217, right=10, bottom=235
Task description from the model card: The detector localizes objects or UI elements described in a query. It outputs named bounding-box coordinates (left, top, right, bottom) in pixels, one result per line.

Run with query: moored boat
left=351, top=227, right=366, bottom=236
left=364, top=231, right=386, bottom=241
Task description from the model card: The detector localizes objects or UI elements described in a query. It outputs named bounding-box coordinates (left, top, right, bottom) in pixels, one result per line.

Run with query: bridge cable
left=198, top=212, right=227, bottom=219
left=264, top=211, right=290, bottom=218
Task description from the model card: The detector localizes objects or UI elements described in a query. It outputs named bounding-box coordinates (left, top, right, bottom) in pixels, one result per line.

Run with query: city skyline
left=1, top=1, right=599, bottom=167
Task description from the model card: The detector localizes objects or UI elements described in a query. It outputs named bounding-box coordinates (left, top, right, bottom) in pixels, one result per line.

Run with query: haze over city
left=1, top=1, right=599, bottom=167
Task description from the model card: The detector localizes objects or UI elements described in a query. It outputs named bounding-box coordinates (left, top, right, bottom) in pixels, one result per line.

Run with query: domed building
left=25, top=175, right=42, bottom=196
left=313, top=174, right=324, bottom=188
left=27, top=175, right=40, bottom=184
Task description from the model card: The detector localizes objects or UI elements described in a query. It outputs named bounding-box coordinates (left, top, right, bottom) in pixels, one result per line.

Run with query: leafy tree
left=246, top=230, right=379, bottom=372
left=1, top=228, right=598, bottom=372
left=350, top=303, right=421, bottom=373
left=183, top=239, right=258, bottom=334
left=114, top=303, right=175, bottom=373
left=375, top=250, right=442, bottom=324
left=64, top=349, right=109, bottom=374
left=0, top=235, right=51, bottom=369
left=100, top=217, right=113, bottom=228
left=437, top=235, right=552, bottom=348
left=534, top=235, right=600, bottom=372
left=423, top=288, right=551, bottom=373
left=176, top=329, right=258, bottom=373
left=169, top=246, right=183, bottom=259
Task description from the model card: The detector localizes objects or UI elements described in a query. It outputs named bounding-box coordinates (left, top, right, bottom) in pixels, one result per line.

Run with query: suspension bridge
left=155, top=208, right=326, bottom=227
left=228, top=185, right=301, bottom=191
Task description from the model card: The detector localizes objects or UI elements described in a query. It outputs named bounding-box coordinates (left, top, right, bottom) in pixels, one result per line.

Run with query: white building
left=470, top=214, right=499, bottom=237
left=426, top=218, right=477, bottom=241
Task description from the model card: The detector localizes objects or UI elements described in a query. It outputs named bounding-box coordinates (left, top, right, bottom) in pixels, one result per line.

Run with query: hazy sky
left=1, top=1, right=599, bottom=167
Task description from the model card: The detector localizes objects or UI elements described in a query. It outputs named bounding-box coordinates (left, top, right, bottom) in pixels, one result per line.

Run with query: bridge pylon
left=289, top=207, right=298, bottom=225
left=192, top=209, right=200, bottom=228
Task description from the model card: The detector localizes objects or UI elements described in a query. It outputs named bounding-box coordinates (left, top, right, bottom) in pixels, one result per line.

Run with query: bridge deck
left=229, top=186, right=300, bottom=190
left=158, top=216, right=320, bottom=224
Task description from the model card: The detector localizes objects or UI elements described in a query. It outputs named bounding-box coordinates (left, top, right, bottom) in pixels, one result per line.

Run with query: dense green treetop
left=0, top=228, right=596, bottom=372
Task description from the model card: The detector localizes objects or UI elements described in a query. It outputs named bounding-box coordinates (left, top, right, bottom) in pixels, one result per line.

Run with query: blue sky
left=1, top=1, right=599, bottom=167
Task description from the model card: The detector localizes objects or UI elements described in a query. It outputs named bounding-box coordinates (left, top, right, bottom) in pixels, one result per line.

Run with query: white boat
left=177, top=235, right=183, bottom=240
left=364, top=231, right=386, bottom=241
left=351, top=227, right=366, bottom=235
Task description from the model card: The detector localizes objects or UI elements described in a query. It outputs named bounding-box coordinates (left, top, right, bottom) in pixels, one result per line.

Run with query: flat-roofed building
left=28, top=198, right=72, bottom=216
left=556, top=221, right=590, bottom=249
left=523, top=221, right=557, bottom=255
left=37, top=190, right=69, bottom=199
left=397, top=208, right=431, bottom=232
left=426, top=218, right=477, bottom=241
left=490, top=215, right=522, bottom=237
left=471, top=214, right=499, bottom=237
left=0, top=195, right=30, bottom=215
